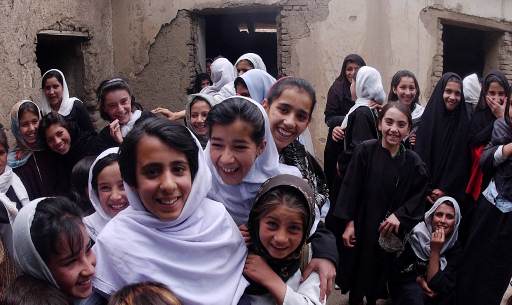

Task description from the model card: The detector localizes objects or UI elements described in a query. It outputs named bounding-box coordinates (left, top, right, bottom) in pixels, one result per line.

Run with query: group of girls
left=324, top=53, right=512, bottom=305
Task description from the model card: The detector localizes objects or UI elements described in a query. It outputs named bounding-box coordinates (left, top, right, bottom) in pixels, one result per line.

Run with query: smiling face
left=236, top=60, right=253, bottom=76
left=259, top=205, right=304, bottom=259
left=103, top=89, right=132, bottom=124
left=443, top=81, right=462, bottom=111
left=487, top=81, right=506, bottom=105
left=393, top=76, right=417, bottom=106
left=345, top=62, right=360, bottom=84
left=135, top=135, right=192, bottom=221
left=265, top=88, right=313, bottom=152
left=378, top=107, right=410, bottom=150
left=19, top=110, right=40, bottom=146
left=45, top=124, right=71, bottom=155
left=46, top=225, right=96, bottom=299
left=431, top=202, right=456, bottom=236
left=210, top=119, right=265, bottom=185
left=96, top=162, right=129, bottom=217
left=190, top=99, right=211, bottom=136
left=43, top=77, right=64, bottom=111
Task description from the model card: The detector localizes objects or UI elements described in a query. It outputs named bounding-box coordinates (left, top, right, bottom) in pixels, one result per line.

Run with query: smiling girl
left=93, top=118, right=248, bottom=305
left=331, top=102, right=428, bottom=305
left=185, top=93, right=216, bottom=149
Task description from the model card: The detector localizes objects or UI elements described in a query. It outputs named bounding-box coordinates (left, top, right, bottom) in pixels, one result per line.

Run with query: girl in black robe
left=323, top=54, right=366, bottom=204
left=415, top=73, right=470, bottom=205
left=332, top=103, right=429, bottom=305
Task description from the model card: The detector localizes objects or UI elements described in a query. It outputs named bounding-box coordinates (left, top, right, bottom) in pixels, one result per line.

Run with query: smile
left=221, top=166, right=238, bottom=174
left=277, top=127, right=294, bottom=138
left=156, top=197, right=179, bottom=206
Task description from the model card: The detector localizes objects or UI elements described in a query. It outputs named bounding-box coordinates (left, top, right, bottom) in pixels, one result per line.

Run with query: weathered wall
left=111, top=0, right=512, bottom=160
left=0, top=0, right=114, bottom=130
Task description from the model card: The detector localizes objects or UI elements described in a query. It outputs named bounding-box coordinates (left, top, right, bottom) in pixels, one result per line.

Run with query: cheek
left=52, top=267, right=78, bottom=292
left=98, top=191, right=111, bottom=206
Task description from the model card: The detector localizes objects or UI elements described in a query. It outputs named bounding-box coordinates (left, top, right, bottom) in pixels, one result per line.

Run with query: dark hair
left=233, top=77, right=248, bottom=91
left=207, top=97, right=265, bottom=145
left=41, top=70, right=64, bottom=89
left=206, top=58, right=213, bottom=65
left=506, top=87, right=511, bottom=127
left=119, top=118, right=199, bottom=187
left=18, top=101, right=40, bottom=121
left=97, top=78, right=142, bottom=121
left=31, top=197, right=84, bottom=264
left=91, top=153, right=119, bottom=194
left=39, top=112, right=72, bottom=144
left=0, top=127, right=8, bottom=151
left=190, top=96, right=212, bottom=109
left=70, top=156, right=97, bottom=215
left=2, top=275, right=72, bottom=305
left=378, top=102, right=413, bottom=129
left=387, top=70, right=421, bottom=109
left=266, top=77, right=317, bottom=118
left=236, top=59, right=255, bottom=69
left=108, top=282, right=182, bottom=305
left=189, top=73, right=212, bottom=94
left=446, top=76, right=462, bottom=86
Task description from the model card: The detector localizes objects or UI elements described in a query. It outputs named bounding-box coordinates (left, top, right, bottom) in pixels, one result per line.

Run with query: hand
left=332, top=126, right=345, bottom=142
left=430, top=227, right=445, bottom=254
left=416, top=276, right=437, bottom=298
left=486, top=96, right=506, bottom=119
left=427, top=189, right=445, bottom=204
left=244, top=254, right=278, bottom=284
left=503, top=143, right=512, bottom=159
left=379, top=213, right=400, bottom=236
left=369, top=100, right=383, bottom=110
left=239, top=224, right=251, bottom=245
left=152, top=108, right=185, bottom=121
left=301, top=258, right=336, bottom=302
left=342, top=220, right=356, bottom=248
left=109, top=119, right=123, bottom=144
left=409, top=132, right=416, bottom=146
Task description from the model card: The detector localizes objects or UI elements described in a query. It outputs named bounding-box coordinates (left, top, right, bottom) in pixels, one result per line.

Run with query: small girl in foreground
left=108, top=282, right=182, bottom=305
left=243, top=174, right=324, bottom=305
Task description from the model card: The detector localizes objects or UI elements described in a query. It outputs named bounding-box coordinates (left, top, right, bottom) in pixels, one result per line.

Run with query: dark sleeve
left=428, top=245, right=461, bottom=296
left=480, top=143, right=499, bottom=179
left=324, top=85, right=345, bottom=127
left=309, top=221, right=339, bottom=266
left=73, top=101, right=96, bottom=134
left=348, top=109, right=378, bottom=149
left=333, top=143, right=368, bottom=221
left=91, top=127, right=119, bottom=155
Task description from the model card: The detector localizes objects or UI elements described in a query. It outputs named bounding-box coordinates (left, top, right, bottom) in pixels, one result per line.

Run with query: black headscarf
left=246, top=174, right=316, bottom=295
left=415, top=73, right=470, bottom=202
left=469, top=70, right=511, bottom=148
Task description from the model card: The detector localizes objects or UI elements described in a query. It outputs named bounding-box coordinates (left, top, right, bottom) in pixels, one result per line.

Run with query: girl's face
left=487, top=81, right=506, bottom=105
left=236, top=60, right=253, bottom=76
left=431, top=203, right=456, bottom=236
left=378, top=107, right=410, bottom=149
left=443, top=81, right=462, bottom=111
left=210, top=119, right=265, bottom=185
left=393, top=76, right=417, bottom=106
left=45, top=124, right=71, bottom=155
left=201, top=79, right=211, bottom=89
left=345, top=62, right=360, bottom=83
left=0, top=144, right=7, bottom=175
left=46, top=225, right=96, bottom=299
left=103, top=89, right=132, bottom=125
left=135, top=135, right=192, bottom=221
left=97, top=162, right=129, bottom=217
left=44, top=77, right=64, bottom=110
left=190, top=100, right=211, bottom=136
left=235, top=82, right=250, bottom=98
left=19, top=110, right=40, bottom=146
left=265, top=88, right=313, bottom=152
left=259, top=204, right=304, bottom=259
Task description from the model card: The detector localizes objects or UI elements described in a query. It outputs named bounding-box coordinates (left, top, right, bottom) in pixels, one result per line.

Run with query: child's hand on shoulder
left=239, top=224, right=251, bottom=245
left=244, top=254, right=277, bottom=284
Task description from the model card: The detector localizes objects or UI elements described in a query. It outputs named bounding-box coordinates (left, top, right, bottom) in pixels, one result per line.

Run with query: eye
left=99, top=185, right=112, bottom=192
left=266, top=221, right=278, bottom=230
left=141, top=164, right=162, bottom=179
left=398, top=122, right=407, bottom=128
left=171, top=164, right=188, bottom=176
left=288, top=225, right=303, bottom=233
left=233, top=144, right=249, bottom=151
left=278, top=105, right=289, bottom=114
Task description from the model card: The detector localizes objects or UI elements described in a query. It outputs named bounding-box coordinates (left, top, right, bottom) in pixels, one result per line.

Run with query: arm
left=427, top=244, right=461, bottom=296
left=244, top=254, right=287, bottom=305
left=324, top=86, right=345, bottom=127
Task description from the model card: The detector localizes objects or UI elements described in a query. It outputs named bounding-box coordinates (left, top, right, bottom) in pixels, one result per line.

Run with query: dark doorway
left=36, top=32, right=87, bottom=99
left=203, top=11, right=279, bottom=77
left=442, top=24, right=502, bottom=79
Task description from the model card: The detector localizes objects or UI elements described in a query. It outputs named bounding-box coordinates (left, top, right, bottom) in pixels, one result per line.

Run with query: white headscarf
left=92, top=131, right=248, bottom=305
left=235, top=53, right=267, bottom=72
left=83, top=148, right=123, bottom=241
left=12, top=198, right=58, bottom=287
left=341, top=66, right=386, bottom=129
left=237, top=69, right=276, bottom=104
left=120, top=109, right=142, bottom=137
left=40, top=69, right=81, bottom=116
left=409, top=196, right=461, bottom=270
left=200, top=58, right=236, bottom=96
left=0, top=166, right=29, bottom=206
left=411, top=103, right=425, bottom=121
left=205, top=96, right=302, bottom=225
left=463, top=73, right=481, bottom=106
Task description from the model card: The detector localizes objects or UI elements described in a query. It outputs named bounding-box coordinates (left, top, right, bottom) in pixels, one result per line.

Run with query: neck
left=382, top=139, right=400, bottom=157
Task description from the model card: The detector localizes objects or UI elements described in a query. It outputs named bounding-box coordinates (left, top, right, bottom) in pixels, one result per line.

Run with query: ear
left=262, top=99, right=270, bottom=112
left=256, top=139, right=267, bottom=157
left=392, top=87, right=398, bottom=95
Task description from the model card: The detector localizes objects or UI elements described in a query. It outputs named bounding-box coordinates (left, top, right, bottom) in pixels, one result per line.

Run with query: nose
left=219, top=148, right=235, bottom=164
left=28, top=123, right=36, bottom=132
left=159, top=170, right=177, bottom=194
left=199, top=115, right=207, bottom=123
left=273, top=228, right=288, bottom=245
left=283, top=113, right=295, bottom=128
left=81, top=253, right=96, bottom=277
left=111, top=187, right=124, bottom=201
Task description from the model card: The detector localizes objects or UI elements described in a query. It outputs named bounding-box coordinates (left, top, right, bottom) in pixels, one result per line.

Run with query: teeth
left=158, top=198, right=178, bottom=205
left=110, top=203, right=127, bottom=209
left=278, top=128, right=293, bottom=138
left=221, top=167, right=237, bottom=173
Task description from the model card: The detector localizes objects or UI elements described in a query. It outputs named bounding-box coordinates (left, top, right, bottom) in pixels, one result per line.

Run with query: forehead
left=44, top=77, right=61, bottom=86
left=273, top=88, right=313, bottom=112
left=445, top=81, right=461, bottom=91
left=345, top=62, right=359, bottom=69
left=382, top=107, right=408, bottom=121
left=435, top=203, right=455, bottom=215
left=105, top=89, right=130, bottom=102
left=136, top=135, right=187, bottom=164
left=211, top=119, right=254, bottom=139
left=397, top=76, right=416, bottom=86
left=190, top=100, right=210, bottom=111
left=488, top=81, right=505, bottom=91
left=264, top=205, right=304, bottom=223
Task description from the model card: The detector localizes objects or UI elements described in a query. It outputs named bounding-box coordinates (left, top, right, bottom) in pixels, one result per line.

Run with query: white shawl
left=83, top=148, right=122, bottom=241
left=200, top=58, right=236, bottom=96
left=205, top=96, right=302, bottom=225
left=341, top=66, right=386, bottom=129
left=92, top=132, right=248, bottom=305
left=409, top=196, right=461, bottom=270
left=40, top=69, right=80, bottom=116
left=238, top=69, right=276, bottom=104
left=235, top=53, right=267, bottom=72
left=463, top=73, right=481, bottom=106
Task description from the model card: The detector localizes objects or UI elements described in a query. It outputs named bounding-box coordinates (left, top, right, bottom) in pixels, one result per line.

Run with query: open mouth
left=276, top=127, right=295, bottom=140
left=220, top=166, right=238, bottom=174
left=76, top=278, right=92, bottom=289
left=109, top=202, right=128, bottom=212
left=156, top=197, right=180, bottom=206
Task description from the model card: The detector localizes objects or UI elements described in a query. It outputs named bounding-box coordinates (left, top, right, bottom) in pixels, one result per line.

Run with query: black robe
left=415, top=73, right=470, bottom=203
left=331, top=139, right=428, bottom=299
left=63, top=100, right=96, bottom=135
left=323, top=54, right=366, bottom=204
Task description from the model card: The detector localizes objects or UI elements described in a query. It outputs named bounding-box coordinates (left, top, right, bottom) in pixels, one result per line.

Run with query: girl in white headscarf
left=234, top=69, right=276, bottom=104
left=40, top=69, right=95, bottom=134
left=93, top=118, right=248, bottom=305
left=218, top=53, right=268, bottom=100
left=200, top=57, right=237, bottom=99
left=185, top=93, right=217, bottom=149
left=390, top=197, right=461, bottom=305
left=83, top=147, right=128, bottom=241
left=463, top=73, right=481, bottom=117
